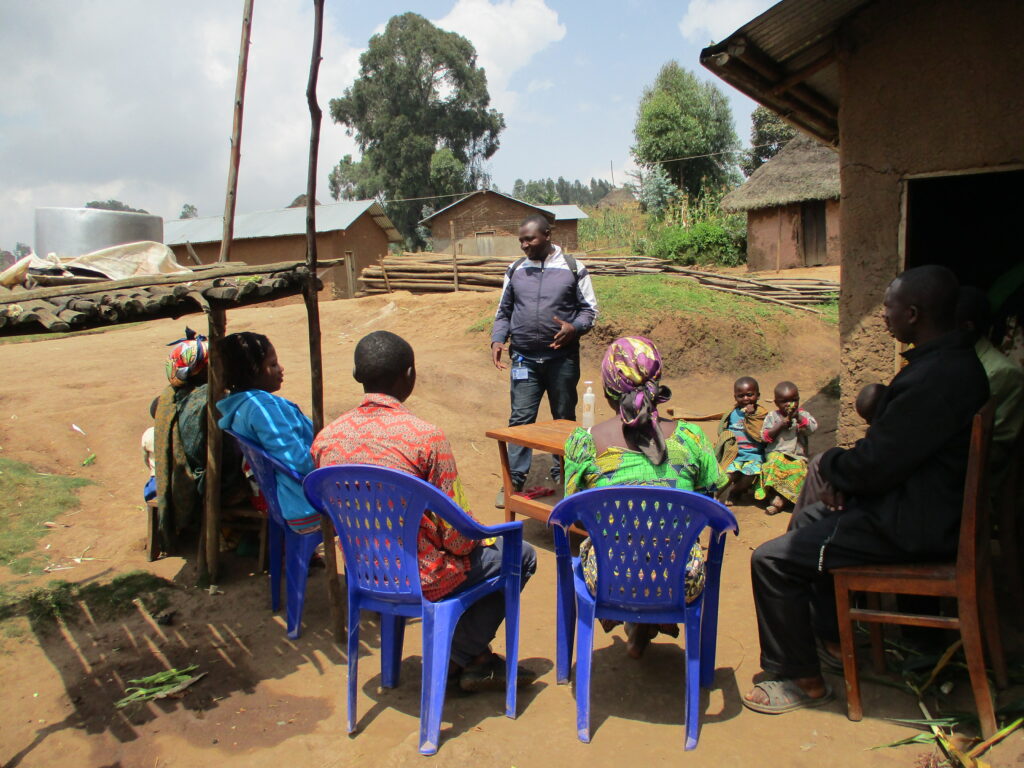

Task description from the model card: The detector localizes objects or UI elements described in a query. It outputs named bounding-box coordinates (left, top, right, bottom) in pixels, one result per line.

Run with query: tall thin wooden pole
left=449, top=220, right=459, bottom=290
left=201, top=304, right=227, bottom=585
left=303, top=0, right=344, bottom=643
left=218, top=0, right=255, bottom=263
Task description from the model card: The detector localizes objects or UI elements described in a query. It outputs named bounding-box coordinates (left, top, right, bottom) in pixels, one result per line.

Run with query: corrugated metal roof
left=164, top=200, right=402, bottom=245
left=419, top=190, right=589, bottom=226
left=700, top=0, right=875, bottom=145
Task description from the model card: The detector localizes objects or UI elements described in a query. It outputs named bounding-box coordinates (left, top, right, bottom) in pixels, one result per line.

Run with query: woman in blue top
left=216, top=332, right=320, bottom=534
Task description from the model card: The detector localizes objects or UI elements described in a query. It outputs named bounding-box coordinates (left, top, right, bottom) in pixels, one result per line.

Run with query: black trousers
left=750, top=457, right=912, bottom=678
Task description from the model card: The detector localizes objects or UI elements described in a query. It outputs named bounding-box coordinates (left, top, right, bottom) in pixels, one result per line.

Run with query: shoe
left=495, top=480, right=524, bottom=509
left=458, top=654, right=537, bottom=693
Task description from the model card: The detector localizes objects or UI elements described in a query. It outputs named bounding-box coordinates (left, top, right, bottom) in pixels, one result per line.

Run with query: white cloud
left=432, top=0, right=566, bottom=114
left=0, top=2, right=361, bottom=247
left=678, top=0, right=776, bottom=44
left=527, top=78, right=555, bottom=94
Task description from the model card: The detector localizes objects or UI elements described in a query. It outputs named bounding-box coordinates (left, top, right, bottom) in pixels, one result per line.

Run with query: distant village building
left=721, top=134, right=840, bottom=271
left=419, top=190, right=588, bottom=257
left=164, top=200, right=401, bottom=298
left=595, top=187, right=637, bottom=209
left=702, top=0, right=1024, bottom=443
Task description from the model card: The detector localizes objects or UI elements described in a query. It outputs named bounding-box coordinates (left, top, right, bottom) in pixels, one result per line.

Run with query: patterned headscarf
left=600, top=336, right=671, bottom=464
left=165, top=327, right=209, bottom=387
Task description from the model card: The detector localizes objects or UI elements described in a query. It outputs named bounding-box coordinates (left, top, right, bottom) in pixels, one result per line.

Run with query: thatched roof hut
left=722, top=134, right=841, bottom=271
left=721, top=134, right=839, bottom=213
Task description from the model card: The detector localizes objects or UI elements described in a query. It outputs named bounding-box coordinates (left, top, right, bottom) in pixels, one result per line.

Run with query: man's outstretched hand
left=491, top=342, right=508, bottom=370
left=550, top=316, right=577, bottom=349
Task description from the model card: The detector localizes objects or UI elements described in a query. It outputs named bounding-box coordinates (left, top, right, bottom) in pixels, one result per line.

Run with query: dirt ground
left=0, top=280, right=1020, bottom=767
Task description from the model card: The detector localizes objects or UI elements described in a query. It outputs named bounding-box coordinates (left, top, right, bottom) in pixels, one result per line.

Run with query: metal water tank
left=34, top=207, right=164, bottom=260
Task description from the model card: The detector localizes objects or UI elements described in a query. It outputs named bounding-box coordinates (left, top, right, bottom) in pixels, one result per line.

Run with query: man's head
left=733, top=376, right=760, bottom=408
left=518, top=214, right=553, bottom=261
left=954, top=286, right=992, bottom=339
left=883, top=265, right=959, bottom=345
left=353, top=331, right=416, bottom=400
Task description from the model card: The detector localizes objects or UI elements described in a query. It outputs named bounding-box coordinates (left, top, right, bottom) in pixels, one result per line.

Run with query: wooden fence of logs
left=360, top=252, right=838, bottom=313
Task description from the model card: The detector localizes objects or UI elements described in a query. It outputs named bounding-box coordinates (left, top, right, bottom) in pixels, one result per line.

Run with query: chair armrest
left=434, top=508, right=524, bottom=541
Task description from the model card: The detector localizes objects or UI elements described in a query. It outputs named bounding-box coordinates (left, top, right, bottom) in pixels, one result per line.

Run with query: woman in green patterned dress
left=563, top=336, right=723, bottom=658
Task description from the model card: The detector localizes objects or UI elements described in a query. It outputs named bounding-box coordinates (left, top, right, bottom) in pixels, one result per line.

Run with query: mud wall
left=835, top=0, right=1024, bottom=443
left=746, top=205, right=801, bottom=271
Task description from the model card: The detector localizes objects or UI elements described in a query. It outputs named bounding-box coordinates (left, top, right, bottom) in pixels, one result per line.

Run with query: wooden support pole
left=776, top=206, right=783, bottom=273
left=449, top=221, right=459, bottom=291
left=303, top=0, right=344, bottom=644
left=185, top=241, right=203, bottom=267
left=343, top=250, right=355, bottom=299
left=200, top=304, right=227, bottom=585
left=379, top=254, right=392, bottom=293
left=218, top=0, right=255, bottom=263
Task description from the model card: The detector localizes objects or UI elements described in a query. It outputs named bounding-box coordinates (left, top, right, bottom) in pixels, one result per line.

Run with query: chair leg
left=147, top=503, right=159, bottom=562
left=865, top=592, right=886, bottom=674
left=834, top=577, right=863, bottom=722
left=503, top=582, right=521, bottom=719
left=555, top=556, right=576, bottom=685
left=346, top=598, right=361, bottom=734
left=979, top=564, right=1008, bottom=690
left=958, top=596, right=998, bottom=739
left=419, top=605, right=456, bottom=756
left=684, top=603, right=703, bottom=751
left=574, top=597, right=596, bottom=744
left=380, top=614, right=406, bottom=689
left=998, top=484, right=1024, bottom=627
left=284, top=532, right=316, bottom=640
left=699, top=583, right=723, bottom=689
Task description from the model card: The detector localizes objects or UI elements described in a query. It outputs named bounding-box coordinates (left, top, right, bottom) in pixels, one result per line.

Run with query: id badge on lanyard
left=511, top=353, right=529, bottom=381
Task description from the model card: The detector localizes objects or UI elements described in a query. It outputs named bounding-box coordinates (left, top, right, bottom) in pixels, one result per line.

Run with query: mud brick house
left=721, top=134, right=840, bottom=271
left=165, top=200, right=401, bottom=298
left=420, top=190, right=588, bottom=257
left=702, top=0, right=1024, bottom=443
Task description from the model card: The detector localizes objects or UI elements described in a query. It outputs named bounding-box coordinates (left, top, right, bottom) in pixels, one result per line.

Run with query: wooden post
left=200, top=304, right=227, bottom=585
left=449, top=220, right=459, bottom=291
left=303, top=0, right=345, bottom=644
left=218, top=0, right=255, bottom=263
left=185, top=241, right=203, bottom=267
left=379, top=254, right=392, bottom=293
left=343, top=250, right=355, bottom=299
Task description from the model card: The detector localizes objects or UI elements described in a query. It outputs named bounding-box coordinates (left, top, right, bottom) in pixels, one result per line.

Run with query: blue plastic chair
left=548, top=486, right=738, bottom=750
left=224, top=429, right=323, bottom=640
left=302, top=464, right=525, bottom=756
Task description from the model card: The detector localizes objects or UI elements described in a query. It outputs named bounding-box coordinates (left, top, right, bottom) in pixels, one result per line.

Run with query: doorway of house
left=801, top=200, right=827, bottom=266
left=904, top=168, right=1024, bottom=361
left=474, top=230, right=495, bottom=257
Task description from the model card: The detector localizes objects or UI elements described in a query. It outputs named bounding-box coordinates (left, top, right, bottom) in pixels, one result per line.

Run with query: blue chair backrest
left=304, top=465, right=460, bottom=607
left=549, top=486, right=738, bottom=613
left=224, top=428, right=304, bottom=529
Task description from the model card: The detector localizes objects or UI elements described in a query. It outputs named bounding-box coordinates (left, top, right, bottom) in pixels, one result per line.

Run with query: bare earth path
left=0, top=286, right=1019, bottom=767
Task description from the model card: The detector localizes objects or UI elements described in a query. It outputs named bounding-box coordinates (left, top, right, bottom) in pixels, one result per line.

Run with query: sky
left=0, top=0, right=776, bottom=250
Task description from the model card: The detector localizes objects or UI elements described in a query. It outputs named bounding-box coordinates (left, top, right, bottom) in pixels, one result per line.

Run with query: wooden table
left=485, top=419, right=580, bottom=528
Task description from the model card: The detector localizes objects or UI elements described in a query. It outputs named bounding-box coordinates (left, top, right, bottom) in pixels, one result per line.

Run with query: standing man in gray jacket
left=490, top=213, right=599, bottom=507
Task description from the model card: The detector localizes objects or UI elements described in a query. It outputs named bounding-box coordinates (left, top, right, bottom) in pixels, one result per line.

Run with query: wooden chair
left=832, top=400, right=1008, bottom=738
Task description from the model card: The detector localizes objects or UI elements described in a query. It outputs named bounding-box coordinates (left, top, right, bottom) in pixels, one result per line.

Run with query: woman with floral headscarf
left=154, top=328, right=246, bottom=555
left=563, top=336, right=723, bottom=658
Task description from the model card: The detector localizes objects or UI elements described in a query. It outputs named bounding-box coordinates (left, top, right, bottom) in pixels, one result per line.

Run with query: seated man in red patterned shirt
left=312, top=330, right=537, bottom=692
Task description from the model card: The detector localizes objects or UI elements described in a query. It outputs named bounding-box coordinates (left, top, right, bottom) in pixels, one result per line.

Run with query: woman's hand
left=820, top=482, right=845, bottom=512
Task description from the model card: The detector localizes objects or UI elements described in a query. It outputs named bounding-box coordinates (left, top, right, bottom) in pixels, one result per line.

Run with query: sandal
left=458, top=654, right=537, bottom=693
left=742, top=679, right=834, bottom=715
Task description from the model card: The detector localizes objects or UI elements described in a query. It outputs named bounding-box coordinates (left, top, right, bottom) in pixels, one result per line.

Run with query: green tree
left=632, top=61, right=739, bottom=199
left=328, top=12, right=505, bottom=247
left=179, top=203, right=198, bottom=219
left=742, top=106, right=797, bottom=176
left=84, top=199, right=149, bottom=214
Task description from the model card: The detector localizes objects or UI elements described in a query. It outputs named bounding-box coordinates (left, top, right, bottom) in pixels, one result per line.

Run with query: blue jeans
left=507, top=352, right=580, bottom=486
left=449, top=538, right=538, bottom=666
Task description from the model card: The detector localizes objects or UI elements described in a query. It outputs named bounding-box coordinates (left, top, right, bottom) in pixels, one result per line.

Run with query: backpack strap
left=509, top=253, right=580, bottom=284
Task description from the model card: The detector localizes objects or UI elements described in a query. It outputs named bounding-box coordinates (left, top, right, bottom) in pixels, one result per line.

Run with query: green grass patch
left=466, top=312, right=493, bottom=334
left=0, top=457, right=91, bottom=574
left=0, top=571, right=173, bottom=626
left=816, top=299, right=838, bottom=325
left=591, top=274, right=793, bottom=326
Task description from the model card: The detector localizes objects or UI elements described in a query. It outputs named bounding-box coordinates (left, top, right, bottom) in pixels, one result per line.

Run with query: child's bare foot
left=625, top=623, right=656, bottom=659
left=766, top=495, right=786, bottom=515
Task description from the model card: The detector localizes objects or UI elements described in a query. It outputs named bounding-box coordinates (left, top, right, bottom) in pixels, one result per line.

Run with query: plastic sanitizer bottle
left=581, top=381, right=596, bottom=429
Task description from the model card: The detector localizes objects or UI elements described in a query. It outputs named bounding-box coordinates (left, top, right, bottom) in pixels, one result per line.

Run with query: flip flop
left=742, top=679, right=835, bottom=715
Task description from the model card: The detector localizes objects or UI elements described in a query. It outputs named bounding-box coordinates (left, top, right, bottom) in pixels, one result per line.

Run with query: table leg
left=497, top=440, right=514, bottom=523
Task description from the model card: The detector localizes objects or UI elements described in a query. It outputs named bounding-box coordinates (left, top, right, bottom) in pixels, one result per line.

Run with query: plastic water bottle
left=582, top=381, right=596, bottom=429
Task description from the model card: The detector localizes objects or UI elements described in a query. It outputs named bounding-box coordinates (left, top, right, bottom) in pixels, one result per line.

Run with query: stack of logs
left=0, top=261, right=318, bottom=334
left=359, top=252, right=671, bottom=294
left=360, top=252, right=838, bottom=314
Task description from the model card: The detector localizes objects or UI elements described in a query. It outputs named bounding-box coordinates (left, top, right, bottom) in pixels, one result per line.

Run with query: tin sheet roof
left=419, top=190, right=589, bottom=226
left=164, top=200, right=402, bottom=245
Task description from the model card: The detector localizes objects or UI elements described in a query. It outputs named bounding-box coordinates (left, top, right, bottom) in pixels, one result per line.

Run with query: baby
left=717, top=376, right=768, bottom=505
left=758, top=381, right=818, bottom=514
left=141, top=396, right=159, bottom=502
left=855, top=382, right=887, bottom=427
